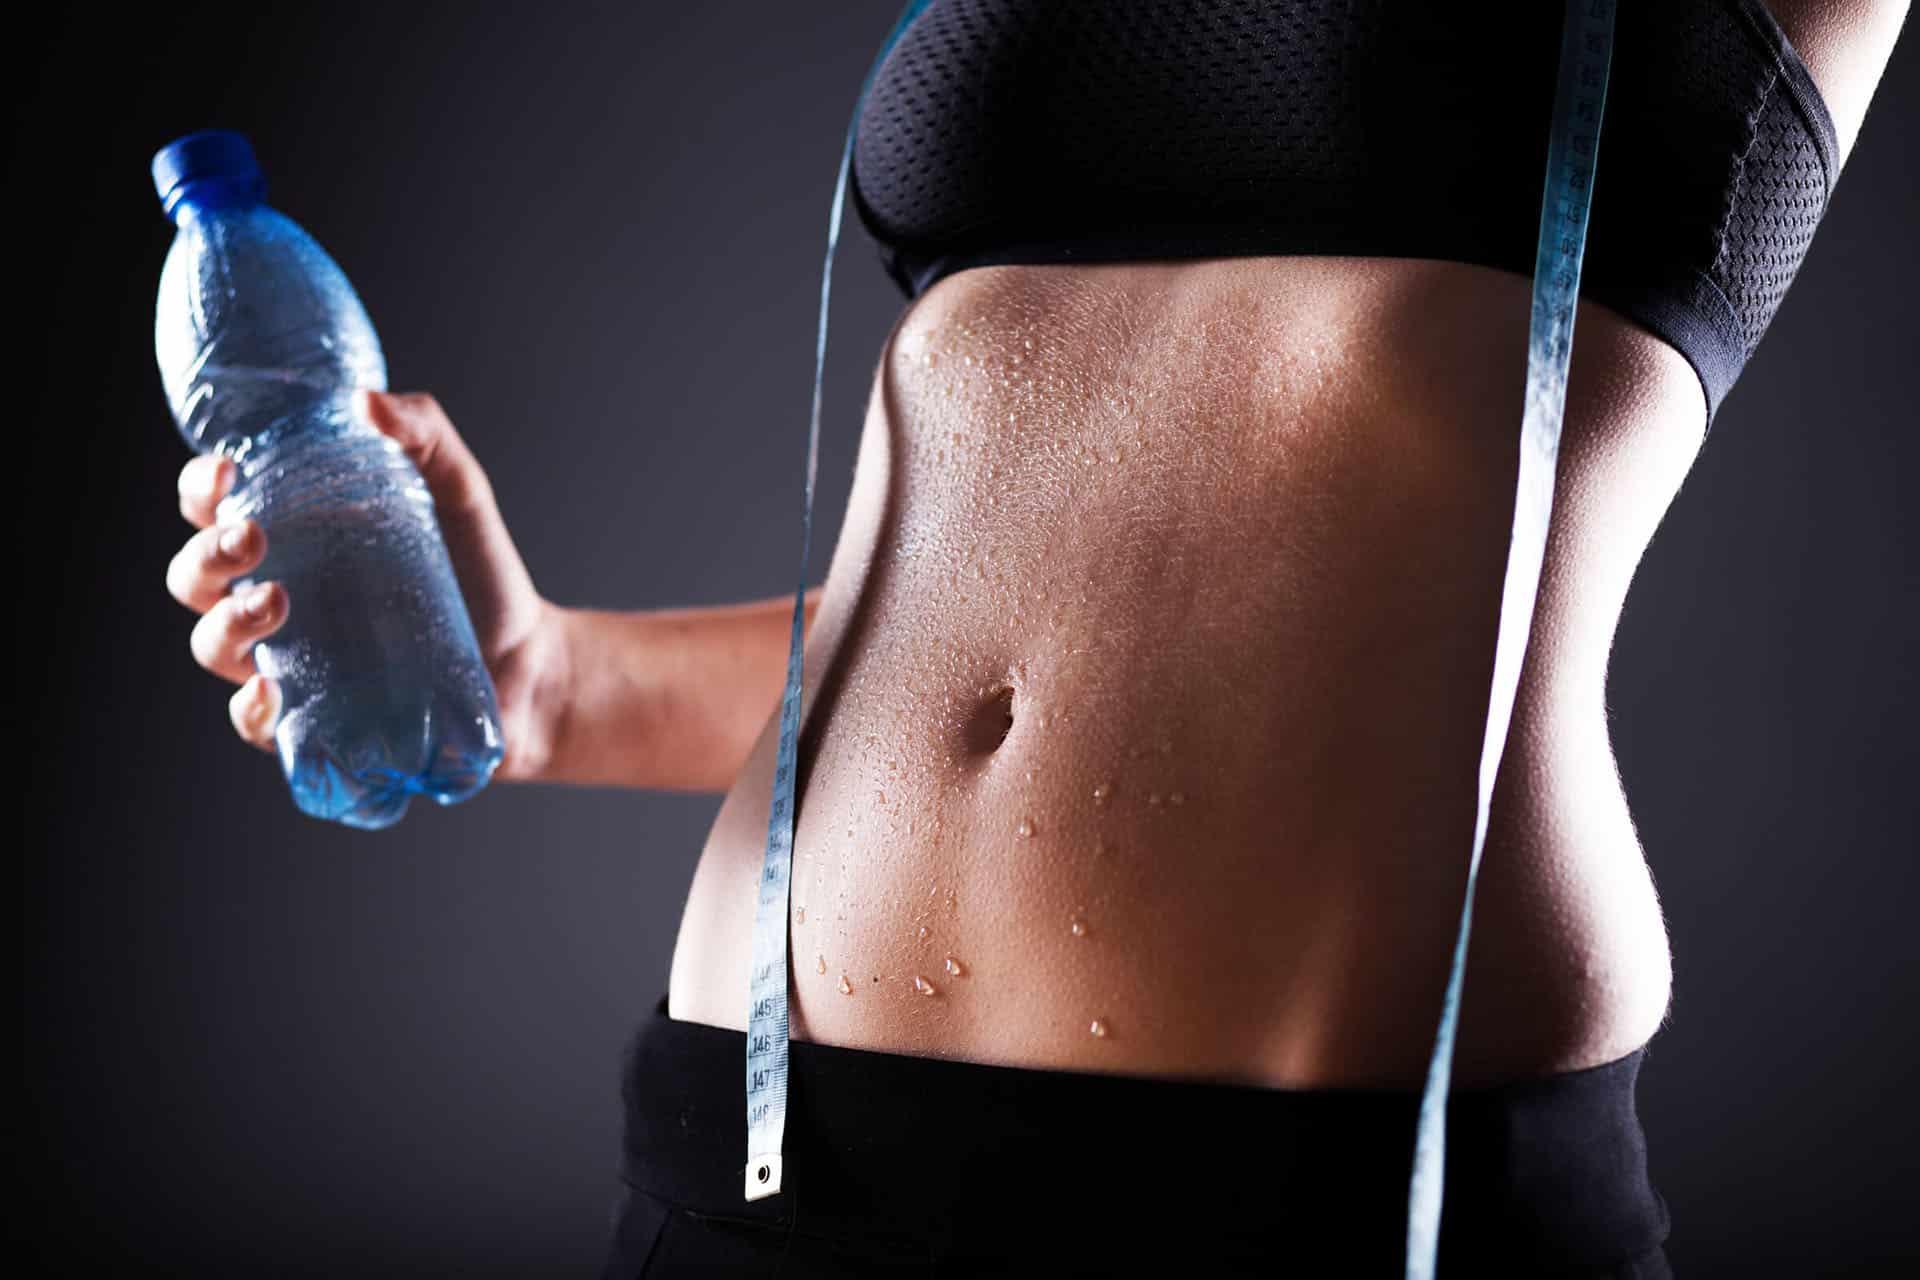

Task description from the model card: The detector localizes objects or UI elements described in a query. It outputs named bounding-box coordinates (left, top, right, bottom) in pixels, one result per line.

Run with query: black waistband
left=616, top=995, right=1669, bottom=1273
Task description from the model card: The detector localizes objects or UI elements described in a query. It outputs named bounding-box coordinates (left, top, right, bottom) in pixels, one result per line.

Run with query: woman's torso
left=668, top=251, right=1700, bottom=1089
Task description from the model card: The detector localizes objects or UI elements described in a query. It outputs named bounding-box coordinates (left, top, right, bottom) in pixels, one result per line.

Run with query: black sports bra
left=849, top=0, right=1839, bottom=426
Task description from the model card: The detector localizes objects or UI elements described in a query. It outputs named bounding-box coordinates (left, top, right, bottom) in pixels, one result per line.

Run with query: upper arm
left=1758, top=0, right=1910, bottom=169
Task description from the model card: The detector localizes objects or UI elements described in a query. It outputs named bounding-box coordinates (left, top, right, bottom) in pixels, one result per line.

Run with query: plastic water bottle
left=151, top=130, right=504, bottom=829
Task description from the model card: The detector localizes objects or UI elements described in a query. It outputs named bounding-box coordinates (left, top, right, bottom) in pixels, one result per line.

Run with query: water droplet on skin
left=1092, top=782, right=1111, bottom=804
left=1090, top=1019, right=1109, bottom=1038
left=1148, top=792, right=1164, bottom=807
left=914, top=975, right=938, bottom=997
left=1070, top=916, right=1089, bottom=938
left=945, top=956, right=965, bottom=977
left=839, top=974, right=853, bottom=995
left=796, top=906, right=805, bottom=924
left=1017, top=816, right=1036, bottom=838
left=1169, top=790, right=1186, bottom=806
left=816, top=955, right=827, bottom=975
left=918, top=925, right=930, bottom=941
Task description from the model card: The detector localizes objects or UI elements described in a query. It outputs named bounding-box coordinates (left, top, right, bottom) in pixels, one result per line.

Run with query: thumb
left=351, top=387, right=540, bottom=655
left=355, top=388, right=495, bottom=516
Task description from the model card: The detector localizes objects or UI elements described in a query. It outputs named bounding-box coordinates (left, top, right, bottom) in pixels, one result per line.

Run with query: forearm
left=542, top=587, right=824, bottom=792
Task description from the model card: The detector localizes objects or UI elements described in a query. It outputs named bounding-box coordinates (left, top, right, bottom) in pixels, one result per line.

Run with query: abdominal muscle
left=668, top=255, right=1699, bottom=1089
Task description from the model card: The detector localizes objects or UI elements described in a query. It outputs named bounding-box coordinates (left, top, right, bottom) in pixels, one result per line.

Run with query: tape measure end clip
left=744, top=1153, right=784, bottom=1201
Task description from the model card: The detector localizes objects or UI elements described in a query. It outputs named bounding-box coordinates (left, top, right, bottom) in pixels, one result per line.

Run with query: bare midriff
left=668, top=256, right=1697, bottom=1089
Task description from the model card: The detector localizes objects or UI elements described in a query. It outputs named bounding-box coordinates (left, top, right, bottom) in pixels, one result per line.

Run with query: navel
left=961, top=683, right=1016, bottom=755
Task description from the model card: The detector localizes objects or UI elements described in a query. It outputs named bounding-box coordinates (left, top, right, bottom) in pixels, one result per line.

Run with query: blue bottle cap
left=152, top=129, right=267, bottom=220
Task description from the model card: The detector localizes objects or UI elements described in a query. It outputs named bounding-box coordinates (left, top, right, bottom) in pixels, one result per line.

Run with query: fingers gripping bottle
left=151, top=130, right=504, bottom=829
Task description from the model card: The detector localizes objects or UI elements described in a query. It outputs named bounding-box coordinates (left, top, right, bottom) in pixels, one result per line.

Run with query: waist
left=616, top=993, right=1672, bottom=1273
left=668, top=256, right=1690, bottom=1087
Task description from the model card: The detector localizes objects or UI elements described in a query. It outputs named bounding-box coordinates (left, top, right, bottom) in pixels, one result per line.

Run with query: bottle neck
left=165, top=175, right=267, bottom=224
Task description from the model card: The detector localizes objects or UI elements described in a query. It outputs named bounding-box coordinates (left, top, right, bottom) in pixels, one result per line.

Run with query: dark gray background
left=18, top=2, right=1917, bottom=1274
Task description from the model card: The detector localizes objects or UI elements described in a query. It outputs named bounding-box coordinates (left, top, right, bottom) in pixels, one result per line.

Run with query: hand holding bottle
left=154, top=130, right=525, bottom=827
left=156, top=132, right=824, bottom=817
left=167, top=388, right=569, bottom=787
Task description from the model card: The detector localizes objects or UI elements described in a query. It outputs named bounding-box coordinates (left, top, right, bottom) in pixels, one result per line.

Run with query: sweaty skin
left=668, top=257, right=1684, bottom=1088
left=666, top=0, right=1903, bottom=1090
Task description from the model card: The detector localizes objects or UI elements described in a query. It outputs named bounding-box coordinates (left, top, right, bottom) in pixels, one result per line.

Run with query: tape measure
left=745, top=8, right=1617, bottom=1279
left=744, top=0, right=931, bottom=1203
left=1406, top=3, right=1615, bottom=1276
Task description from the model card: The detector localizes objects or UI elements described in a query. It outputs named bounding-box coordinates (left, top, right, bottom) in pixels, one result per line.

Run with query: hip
left=603, top=992, right=1672, bottom=1277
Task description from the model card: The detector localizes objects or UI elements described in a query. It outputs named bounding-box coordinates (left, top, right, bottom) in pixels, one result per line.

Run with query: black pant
left=602, top=995, right=1671, bottom=1277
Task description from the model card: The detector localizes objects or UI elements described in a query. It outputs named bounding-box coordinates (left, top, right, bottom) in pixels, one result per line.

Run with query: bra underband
left=849, top=0, right=1839, bottom=426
